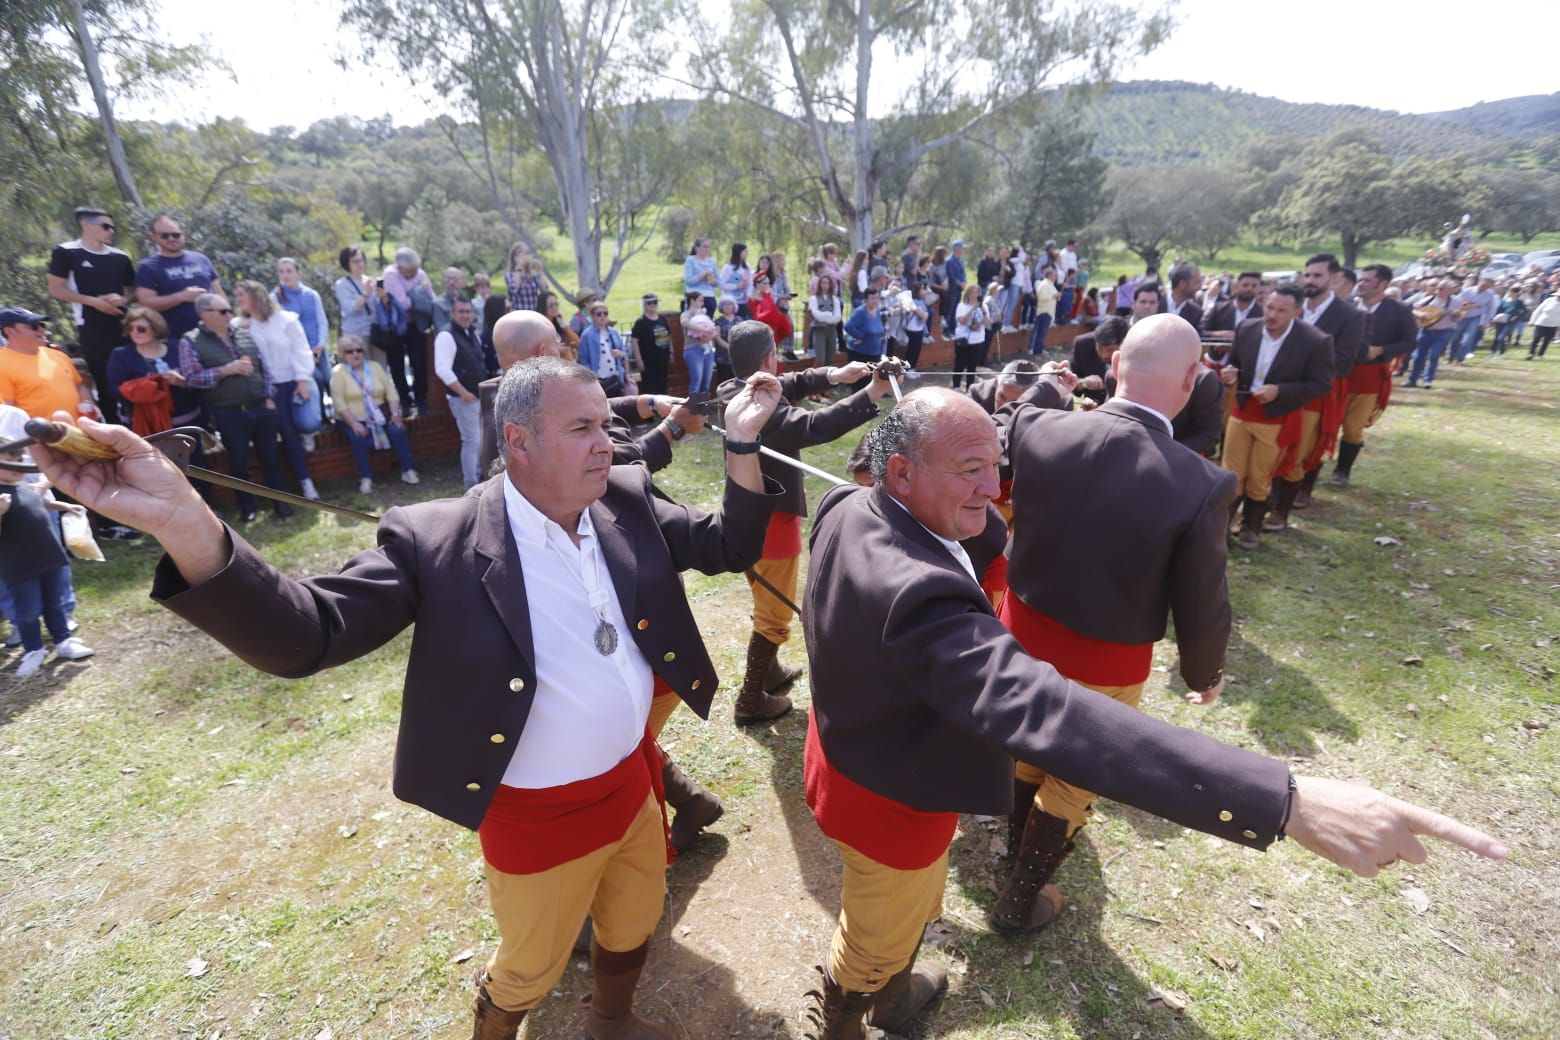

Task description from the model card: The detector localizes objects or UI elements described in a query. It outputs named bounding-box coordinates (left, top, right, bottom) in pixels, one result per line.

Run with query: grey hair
left=493, top=356, right=598, bottom=453
left=864, top=396, right=940, bottom=483
left=394, top=247, right=421, bottom=269
left=195, top=292, right=226, bottom=313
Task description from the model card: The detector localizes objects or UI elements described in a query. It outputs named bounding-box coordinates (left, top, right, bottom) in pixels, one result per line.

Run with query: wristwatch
left=723, top=437, right=760, bottom=455
left=660, top=418, right=686, bottom=442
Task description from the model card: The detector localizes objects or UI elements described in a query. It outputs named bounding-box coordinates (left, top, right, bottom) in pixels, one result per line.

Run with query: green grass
left=0, top=352, right=1555, bottom=1038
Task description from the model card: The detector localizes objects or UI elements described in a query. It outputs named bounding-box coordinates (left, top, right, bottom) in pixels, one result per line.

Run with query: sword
left=9, top=420, right=381, bottom=525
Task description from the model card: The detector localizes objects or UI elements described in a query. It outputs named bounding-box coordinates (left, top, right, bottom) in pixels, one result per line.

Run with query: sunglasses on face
left=156, top=231, right=184, bottom=240
left=592, top=310, right=609, bottom=317
left=342, top=348, right=365, bottom=355
left=129, top=324, right=152, bottom=334
left=208, top=308, right=233, bottom=316
left=96, top=222, right=117, bottom=232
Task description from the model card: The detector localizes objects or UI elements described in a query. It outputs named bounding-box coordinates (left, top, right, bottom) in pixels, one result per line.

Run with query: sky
left=117, top=0, right=1560, bottom=131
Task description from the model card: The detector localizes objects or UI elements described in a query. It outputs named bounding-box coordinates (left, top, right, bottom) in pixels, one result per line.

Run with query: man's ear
left=503, top=422, right=529, bottom=464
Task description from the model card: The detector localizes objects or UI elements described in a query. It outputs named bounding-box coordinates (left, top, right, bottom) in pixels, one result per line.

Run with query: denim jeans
left=683, top=347, right=714, bottom=394
left=1409, top=328, right=1454, bottom=385
left=1452, top=317, right=1482, bottom=362
left=209, top=402, right=287, bottom=514
left=1491, top=322, right=1514, bottom=353
left=1028, top=313, right=1053, bottom=355
left=337, top=419, right=415, bottom=478
left=7, top=564, right=72, bottom=652
left=275, top=381, right=316, bottom=488
left=998, top=285, right=1020, bottom=327
left=448, top=394, right=483, bottom=488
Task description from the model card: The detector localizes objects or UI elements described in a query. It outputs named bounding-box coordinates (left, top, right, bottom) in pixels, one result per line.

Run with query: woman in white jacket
left=234, top=280, right=321, bottom=500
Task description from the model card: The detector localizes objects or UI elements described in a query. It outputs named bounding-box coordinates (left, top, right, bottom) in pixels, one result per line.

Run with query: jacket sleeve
left=1270, top=330, right=1334, bottom=414
left=760, top=388, right=879, bottom=453
left=642, top=467, right=780, bottom=576
left=310, top=290, right=329, bottom=350
left=1380, top=305, right=1418, bottom=361
left=1169, top=468, right=1236, bottom=689
left=151, top=517, right=422, bottom=678
left=779, top=367, right=834, bottom=401
left=889, top=571, right=1292, bottom=850
left=1175, top=374, right=1224, bottom=456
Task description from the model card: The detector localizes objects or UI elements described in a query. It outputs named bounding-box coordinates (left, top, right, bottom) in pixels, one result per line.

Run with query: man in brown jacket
left=798, top=386, right=1505, bottom=1039
left=1218, top=283, right=1334, bottom=549
left=989, top=315, right=1234, bottom=934
left=34, top=358, right=783, bottom=1040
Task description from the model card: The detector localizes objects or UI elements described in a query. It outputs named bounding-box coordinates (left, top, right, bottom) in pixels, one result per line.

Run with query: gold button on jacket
left=465, top=782, right=481, bottom=792
left=509, top=678, right=525, bottom=692
left=1218, top=810, right=1234, bottom=822
left=490, top=733, right=506, bottom=744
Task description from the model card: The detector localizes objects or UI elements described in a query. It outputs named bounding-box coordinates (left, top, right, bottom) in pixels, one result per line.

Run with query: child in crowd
left=0, top=445, right=94, bottom=678
left=713, top=297, right=738, bottom=385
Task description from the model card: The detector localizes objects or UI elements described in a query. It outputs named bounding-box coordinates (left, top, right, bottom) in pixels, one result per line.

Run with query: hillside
left=1077, top=81, right=1559, bottom=165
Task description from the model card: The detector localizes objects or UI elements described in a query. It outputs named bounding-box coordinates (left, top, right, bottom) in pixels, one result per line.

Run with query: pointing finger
left=1398, top=800, right=1508, bottom=861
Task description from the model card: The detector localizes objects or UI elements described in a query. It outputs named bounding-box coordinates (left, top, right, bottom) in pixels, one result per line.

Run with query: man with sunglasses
left=47, top=207, right=136, bottom=422
left=134, top=214, right=222, bottom=346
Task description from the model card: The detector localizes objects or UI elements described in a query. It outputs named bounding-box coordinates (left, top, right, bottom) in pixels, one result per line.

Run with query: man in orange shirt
left=0, top=308, right=97, bottom=420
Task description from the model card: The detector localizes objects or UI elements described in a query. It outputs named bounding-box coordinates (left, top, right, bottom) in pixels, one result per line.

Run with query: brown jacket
left=478, top=379, right=670, bottom=478
left=1172, top=366, right=1225, bottom=456
left=803, top=483, right=1288, bottom=847
left=1001, top=397, right=1235, bottom=690
left=152, top=467, right=777, bottom=830
left=1226, top=318, right=1334, bottom=419
left=1307, top=295, right=1366, bottom=380
left=761, top=368, right=880, bottom=518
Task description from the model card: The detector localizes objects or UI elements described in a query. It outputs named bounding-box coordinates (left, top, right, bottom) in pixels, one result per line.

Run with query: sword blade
left=186, top=466, right=381, bottom=524
left=706, top=423, right=849, bottom=488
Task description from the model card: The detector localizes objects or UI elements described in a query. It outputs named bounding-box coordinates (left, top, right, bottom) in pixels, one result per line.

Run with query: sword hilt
left=23, top=419, right=122, bottom=461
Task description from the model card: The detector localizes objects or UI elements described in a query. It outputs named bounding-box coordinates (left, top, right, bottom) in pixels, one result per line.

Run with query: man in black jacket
left=1332, top=263, right=1419, bottom=487
left=728, top=321, right=891, bottom=724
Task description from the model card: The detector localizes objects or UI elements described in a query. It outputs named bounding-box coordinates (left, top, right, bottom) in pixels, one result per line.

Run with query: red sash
left=1232, top=395, right=1305, bottom=479
left=478, top=727, right=670, bottom=874
left=803, top=711, right=958, bottom=870
left=999, top=592, right=1153, bottom=687
left=1302, top=378, right=1350, bottom=470
left=762, top=511, right=803, bottom=559
left=1346, top=361, right=1394, bottom=416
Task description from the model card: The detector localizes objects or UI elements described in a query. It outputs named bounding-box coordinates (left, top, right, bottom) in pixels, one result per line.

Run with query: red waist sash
left=1302, top=378, right=1350, bottom=470
left=1231, top=396, right=1305, bottom=478
left=478, top=727, right=668, bottom=874
left=762, top=511, right=803, bottom=559
left=999, top=592, right=1153, bottom=687
left=1346, top=361, right=1394, bottom=415
left=804, top=711, right=957, bottom=870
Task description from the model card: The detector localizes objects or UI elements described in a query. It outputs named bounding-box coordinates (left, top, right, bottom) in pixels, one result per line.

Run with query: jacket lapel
left=474, top=477, right=536, bottom=674
left=590, top=496, right=639, bottom=625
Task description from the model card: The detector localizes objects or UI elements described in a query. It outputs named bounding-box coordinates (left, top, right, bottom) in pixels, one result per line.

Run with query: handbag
left=292, top=384, right=323, bottom=433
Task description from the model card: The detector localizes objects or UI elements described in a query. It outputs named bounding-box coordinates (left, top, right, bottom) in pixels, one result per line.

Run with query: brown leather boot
left=1238, top=498, right=1266, bottom=551
left=585, top=940, right=675, bottom=1040
left=764, top=652, right=805, bottom=694
left=1262, top=479, right=1301, bottom=532
left=1006, top=777, right=1040, bottom=859
left=734, top=632, right=794, bottom=725
left=471, top=973, right=527, bottom=1040
left=801, top=966, right=875, bottom=1040
left=1294, top=467, right=1320, bottom=508
left=864, top=939, right=948, bottom=1032
left=1330, top=441, right=1362, bottom=487
left=988, top=810, right=1074, bottom=935
left=662, top=752, right=723, bottom=853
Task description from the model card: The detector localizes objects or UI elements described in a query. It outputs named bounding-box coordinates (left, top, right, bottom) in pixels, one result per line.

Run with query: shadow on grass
left=943, top=820, right=1216, bottom=1039
left=1215, top=629, right=1360, bottom=757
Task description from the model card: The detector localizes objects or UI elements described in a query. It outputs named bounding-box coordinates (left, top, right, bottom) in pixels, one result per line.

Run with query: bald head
left=1111, top=314, right=1202, bottom=417
left=492, top=310, right=561, bottom=369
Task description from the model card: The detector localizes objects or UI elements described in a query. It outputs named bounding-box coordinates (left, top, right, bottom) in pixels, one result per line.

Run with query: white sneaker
left=54, top=637, right=94, bottom=660
left=300, top=478, right=320, bottom=501
left=15, top=649, right=47, bottom=678
left=359, top=477, right=374, bottom=494
left=302, top=433, right=317, bottom=453
left=401, top=469, right=420, bottom=485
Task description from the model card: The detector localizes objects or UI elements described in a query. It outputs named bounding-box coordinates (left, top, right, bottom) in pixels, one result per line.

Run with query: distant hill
left=1076, top=81, right=1559, bottom=166
left=1423, top=94, right=1560, bottom=137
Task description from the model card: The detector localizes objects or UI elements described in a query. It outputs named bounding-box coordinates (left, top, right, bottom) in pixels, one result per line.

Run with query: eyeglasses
left=156, top=230, right=184, bottom=240
left=207, top=308, right=233, bottom=316
left=592, top=310, right=609, bottom=317
left=129, top=324, right=152, bottom=334
left=342, top=348, right=365, bottom=355
left=95, top=222, right=117, bottom=232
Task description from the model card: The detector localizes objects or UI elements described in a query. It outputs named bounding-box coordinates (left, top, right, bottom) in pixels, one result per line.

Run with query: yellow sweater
left=329, top=361, right=396, bottom=423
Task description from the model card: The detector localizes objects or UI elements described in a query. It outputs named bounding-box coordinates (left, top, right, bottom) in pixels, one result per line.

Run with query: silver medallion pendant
left=593, top=618, right=619, bottom=656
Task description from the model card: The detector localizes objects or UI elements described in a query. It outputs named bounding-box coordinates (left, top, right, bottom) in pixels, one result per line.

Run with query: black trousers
left=639, top=347, right=669, bottom=395
left=77, top=323, right=120, bottom=421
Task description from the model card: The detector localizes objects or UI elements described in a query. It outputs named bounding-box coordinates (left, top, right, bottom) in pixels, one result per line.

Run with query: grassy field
left=0, top=346, right=1555, bottom=1038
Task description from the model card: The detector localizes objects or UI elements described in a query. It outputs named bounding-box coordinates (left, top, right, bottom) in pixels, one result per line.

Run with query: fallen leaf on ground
left=1521, top=720, right=1549, bottom=730
left=1403, top=888, right=1431, bottom=915
left=1243, top=919, right=1265, bottom=942
left=979, top=989, right=996, bottom=1008
left=1146, top=987, right=1188, bottom=1012
left=1373, top=536, right=1400, bottom=547
left=185, top=957, right=209, bottom=978
left=1023, top=951, right=1035, bottom=967
left=1209, top=953, right=1239, bottom=972
left=450, top=948, right=475, bottom=964
left=1402, top=655, right=1423, bottom=666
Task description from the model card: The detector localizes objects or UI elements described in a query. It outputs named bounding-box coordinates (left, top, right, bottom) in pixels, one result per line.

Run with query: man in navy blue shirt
left=134, top=214, right=221, bottom=345
left=944, top=241, right=967, bottom=337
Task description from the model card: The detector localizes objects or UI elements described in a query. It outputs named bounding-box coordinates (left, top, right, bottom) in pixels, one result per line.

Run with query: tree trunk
left=1341, top=233, right=1361, bottom=271
left=849, top=0, right=875, bottom=251
left=68, top=0, right=142, bottom=209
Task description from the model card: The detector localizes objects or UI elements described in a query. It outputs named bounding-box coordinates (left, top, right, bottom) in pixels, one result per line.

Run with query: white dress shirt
left=1234, top=300, right=1259, bottom=325
left=887, top=494, right=977, bottom=582
left=1302, top=292, right=1334, bottom=326
left=1252, top=320, right=1294, bottom=391
left=1114, top=397, right=1173, bottom=435
left=500, top=476, right=654, bottom=789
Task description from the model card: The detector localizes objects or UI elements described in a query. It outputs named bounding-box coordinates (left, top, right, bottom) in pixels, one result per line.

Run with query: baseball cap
left=950, top=239, right=965, bottom=248
left=642, top=293, right=659, bottom=305
left=0, top=306, right=48, bottom=329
